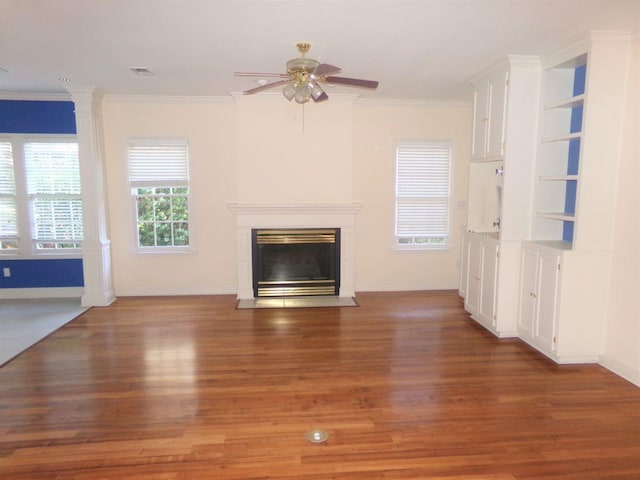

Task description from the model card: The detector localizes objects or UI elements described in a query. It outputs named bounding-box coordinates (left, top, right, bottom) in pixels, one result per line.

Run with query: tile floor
left=237, top=296, right=358, bottom=309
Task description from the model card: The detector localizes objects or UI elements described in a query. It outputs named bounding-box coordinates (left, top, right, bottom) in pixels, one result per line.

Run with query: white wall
left=101, top=97, right=238, bottom=296
left=352, top=100, right=471, bottom=291
left=235, top=94, right=354, bottom=203
left=601, top=37, right=640, bottom=385
left=100, top=95, right=471, bottom=296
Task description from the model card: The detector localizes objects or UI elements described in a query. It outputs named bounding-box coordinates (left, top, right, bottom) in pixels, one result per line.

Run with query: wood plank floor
left=1, top=291, right=639, bottom=479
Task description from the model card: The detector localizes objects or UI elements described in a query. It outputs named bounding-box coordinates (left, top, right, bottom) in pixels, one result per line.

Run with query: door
left=479, top=242, right=499, bottom=327
left=471, top=81, right=489, bottom=159
left=517, top=247, right=538, bottom=339
left=486, top=69, right=509, bottom=159
left=465, top=238, right=483, bottom=315
left=459, top=233, right=470, bottom=298
left=535, top=251, right=561, bottom=352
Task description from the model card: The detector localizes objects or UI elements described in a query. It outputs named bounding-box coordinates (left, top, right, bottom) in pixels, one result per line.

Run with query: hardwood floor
left=1, top=291, right=639, bottom=479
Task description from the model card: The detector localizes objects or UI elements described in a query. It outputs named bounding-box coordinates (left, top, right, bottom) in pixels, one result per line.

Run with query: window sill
left=134, top=247, right=196, bottom=255
left=393, top=244, right=450, bottom=252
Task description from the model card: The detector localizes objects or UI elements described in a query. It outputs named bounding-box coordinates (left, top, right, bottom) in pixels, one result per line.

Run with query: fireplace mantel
left=228, top=202, right=362, bottom=300
left=227, top=202, right=363, bottom=216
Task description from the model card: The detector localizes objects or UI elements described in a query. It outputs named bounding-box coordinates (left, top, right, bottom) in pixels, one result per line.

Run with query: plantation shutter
left=24, top=142, right=83, bottom=245
left=128, top=140, right=189, bottom=187
left=395, top=142, right=451, bottom=245
left=0, top=141, right=17, bottom=239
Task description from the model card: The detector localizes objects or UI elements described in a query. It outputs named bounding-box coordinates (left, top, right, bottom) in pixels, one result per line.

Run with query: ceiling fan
left=234, top=42, right=379, bottom=104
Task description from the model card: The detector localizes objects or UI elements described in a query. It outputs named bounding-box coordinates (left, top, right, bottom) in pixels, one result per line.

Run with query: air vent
left=129, top=67, right=154, bottom=76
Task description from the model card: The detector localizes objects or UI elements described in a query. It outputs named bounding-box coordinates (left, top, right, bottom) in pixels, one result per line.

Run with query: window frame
left=0, top=135, right=82, bottom=258
left=394, top=140, right=453, bottom=251
left=127, top=138, right=192, bottom=254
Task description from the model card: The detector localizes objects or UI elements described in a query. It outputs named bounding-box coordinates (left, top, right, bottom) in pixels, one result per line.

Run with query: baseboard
left=115, top=286, right=237, bottom=297
left=0, top=287, right=84, bottom=299
left=599, top=355, right=640, bottom=387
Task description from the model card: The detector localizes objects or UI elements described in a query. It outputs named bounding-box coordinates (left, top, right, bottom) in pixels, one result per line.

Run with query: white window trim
left=394, top=140, right=453, bottom=252
left=127, top=138, right=194, bottom=254
left=0, top=134, right=82, bottom=259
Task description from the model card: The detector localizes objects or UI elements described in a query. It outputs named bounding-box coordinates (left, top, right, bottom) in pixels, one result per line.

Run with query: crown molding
left=102, top=94, right=235, bottom=105
left=230, top=91, right=359, bottom=103
left=355, top=97, right=471, bottom=108
left=0, top=91, right=72, bottom=101
left=227, top=202, right=363, bottom=216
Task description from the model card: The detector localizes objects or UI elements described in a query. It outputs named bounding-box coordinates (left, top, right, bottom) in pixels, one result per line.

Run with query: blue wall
left=0, top=259, right=84, bottom=288
left=1, top=100, right=83, bottom=289
left=562, top=64, right=586, bottom=243
left=0, top=100, right=76, bottom=134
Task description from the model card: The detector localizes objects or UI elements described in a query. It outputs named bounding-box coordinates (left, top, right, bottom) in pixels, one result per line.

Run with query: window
left=128, top=139, right=190, bottom=250
left=0, top=141, right=17, bottom=250
left=0, top=137, right=82, bottom=255
left=395, top=141, right=452, bottom=250
left=25, top=142, right=83, bottom=250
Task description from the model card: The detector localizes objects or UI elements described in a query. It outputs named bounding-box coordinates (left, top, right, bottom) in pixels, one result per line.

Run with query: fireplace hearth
left=252, top=228, right=340, bottom=297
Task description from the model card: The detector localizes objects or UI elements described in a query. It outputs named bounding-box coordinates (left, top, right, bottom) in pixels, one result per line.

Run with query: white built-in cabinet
left=461, top=32, right=631, bottom=364
left=460, top=56, right=540, bottom=338
left=517, top=243, right=563, bottom=358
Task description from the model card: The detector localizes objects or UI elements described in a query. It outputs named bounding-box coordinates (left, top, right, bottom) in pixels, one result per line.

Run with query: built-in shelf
left=543, top=94, right=585, bottom=110
left=539, top=175, right=579, bottom=181
left=536, top=212, right=575, bottom=222
left=541, top=132, right=582, bottom=143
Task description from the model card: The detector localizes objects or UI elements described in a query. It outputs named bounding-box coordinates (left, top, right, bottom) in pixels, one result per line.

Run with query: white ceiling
left=1, top=0, right=638, bottom=101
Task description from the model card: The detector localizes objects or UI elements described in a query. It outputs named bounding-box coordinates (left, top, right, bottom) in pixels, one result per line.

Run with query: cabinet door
left=535, top=251, right=561, bottom=351
left=518, top=247, right=538, bottom=338
left=465, top=239, right=483, bottom=313
left=479, top=242, right=498, bottom=327
left=471, top=82, right=489, bottom=159
left=459, top=234, right=470, bottom=298
left=486, top=70, right=509, bottom=159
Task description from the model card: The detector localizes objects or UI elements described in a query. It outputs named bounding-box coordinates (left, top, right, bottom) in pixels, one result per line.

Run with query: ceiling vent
left=129, top=67, right=154, bottom=76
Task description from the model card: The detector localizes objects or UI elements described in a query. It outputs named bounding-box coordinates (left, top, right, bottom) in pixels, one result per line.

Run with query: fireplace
left=252, top=228, right=340, bottom=297
left=228, top=202, right=361, bottom=300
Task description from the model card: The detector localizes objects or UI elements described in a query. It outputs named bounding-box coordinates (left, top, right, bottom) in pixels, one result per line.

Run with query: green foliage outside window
left=135, top=186, right=189, bottom=248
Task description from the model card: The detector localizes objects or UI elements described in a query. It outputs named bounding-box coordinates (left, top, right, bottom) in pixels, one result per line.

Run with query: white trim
left=116, top=286, right=237, bottom=297
left=103, top=94, right=234, bottom=105
left=0, top=287, right=84, bottom=299
left=227, top=202, right=363, bottom=216
left=355, top=98, right=471, bottom=108
left=599, top=355, right=640, bottom=387
left=0, top=92, right=72, bottom=101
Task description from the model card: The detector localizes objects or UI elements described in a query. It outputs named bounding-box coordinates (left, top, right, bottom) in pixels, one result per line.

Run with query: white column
left=68, top=87, right=116, bottom=306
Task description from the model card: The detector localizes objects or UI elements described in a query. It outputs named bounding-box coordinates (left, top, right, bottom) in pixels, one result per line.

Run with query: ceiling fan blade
left=234, top=72, right=289, bottom=78
left=243, top=79, right=291, bottom=95
left=313, top=63, right=342, bottom=77
left=325, top=76, right=379, bottom=89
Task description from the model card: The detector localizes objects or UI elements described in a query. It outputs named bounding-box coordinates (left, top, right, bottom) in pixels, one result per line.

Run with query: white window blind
left=128, top=140, right=189, bottom=187
left=0, top=141, right=18, bottom=244
left=24, top=142, right=83, bottom=248
left=395, top=141, right=452, bottom=249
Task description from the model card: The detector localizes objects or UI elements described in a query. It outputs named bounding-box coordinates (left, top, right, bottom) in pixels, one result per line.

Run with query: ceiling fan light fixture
left=294, top=84, right=312, bottom=104
left=310, top=82, right=324, bottom=100
left=283, top=82, right=297, bottom=101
